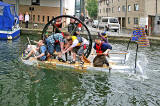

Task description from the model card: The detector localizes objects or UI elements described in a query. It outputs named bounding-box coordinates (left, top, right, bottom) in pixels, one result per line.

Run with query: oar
left=27, top=37, right=36, bottom=57
left=90, top=52, right=129, bottom=55
left=82, top=55, right=91, bottom=63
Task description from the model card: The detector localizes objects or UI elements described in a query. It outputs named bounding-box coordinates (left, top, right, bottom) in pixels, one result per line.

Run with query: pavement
left=20, top=24, right=160, bottom=43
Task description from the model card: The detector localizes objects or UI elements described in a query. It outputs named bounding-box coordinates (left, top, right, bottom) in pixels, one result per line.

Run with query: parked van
left=99, top=17, right=120, bottom=32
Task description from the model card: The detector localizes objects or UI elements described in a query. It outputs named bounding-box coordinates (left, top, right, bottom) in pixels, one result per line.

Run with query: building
left=98, top=0, right=160, bottom=34
left=2, top=0, right=75, bottom=24
left=75, top=0, right=85, bottom=18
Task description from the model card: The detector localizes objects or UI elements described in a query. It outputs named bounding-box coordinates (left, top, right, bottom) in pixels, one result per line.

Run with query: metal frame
left=41, top=15, right=92, bottom=58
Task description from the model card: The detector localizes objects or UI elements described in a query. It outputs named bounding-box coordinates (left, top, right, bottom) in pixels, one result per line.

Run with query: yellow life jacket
left=71, top=36, right=83, bottom=46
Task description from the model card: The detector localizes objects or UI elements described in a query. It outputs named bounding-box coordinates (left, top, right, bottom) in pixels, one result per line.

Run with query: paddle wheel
left=41, top=15, right=92, bottom=58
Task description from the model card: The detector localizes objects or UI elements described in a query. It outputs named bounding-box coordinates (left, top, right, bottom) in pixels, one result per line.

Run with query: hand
left=105, top=53, right=108, bottom=56
left=62, top=51, right=66, bottom=54
left=35, top=56, right=38, bottom=59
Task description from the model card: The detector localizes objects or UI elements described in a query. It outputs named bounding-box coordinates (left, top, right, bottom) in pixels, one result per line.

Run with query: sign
left=131, top=27, right=150, bottom=47
left=139, top=17, right=148, bottom=27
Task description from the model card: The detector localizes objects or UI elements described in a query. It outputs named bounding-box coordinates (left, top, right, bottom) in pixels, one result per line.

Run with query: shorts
left=46, top=43, right=61, bottom=55
left=38, top=56, right=47, bottom=61
left=93, top=55, right=109, bottom=67
left=72, top=45, right=84, bottom=56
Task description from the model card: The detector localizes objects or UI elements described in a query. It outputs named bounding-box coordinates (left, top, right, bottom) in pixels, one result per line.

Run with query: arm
left=64, top=43, right=71, bottom=51
left=36, top=53, right=45, bottom=59
left=101, top=36, right=107, bottom=41
left=36, top=46, right=46, bottom=59
left=63, top=40, right=78, bottom=54
left=60, top=42, right=64, bottom=52
left=63, top=46, right=73, bottom=54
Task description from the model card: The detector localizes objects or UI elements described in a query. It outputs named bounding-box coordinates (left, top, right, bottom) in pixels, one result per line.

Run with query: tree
left=86, top=0, right=98, bottom=19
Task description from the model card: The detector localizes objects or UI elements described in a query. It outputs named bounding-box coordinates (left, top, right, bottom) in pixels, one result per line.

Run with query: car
left=92, top=20, right=99, bottom=28
left=99, top=17, right=120, bottom=32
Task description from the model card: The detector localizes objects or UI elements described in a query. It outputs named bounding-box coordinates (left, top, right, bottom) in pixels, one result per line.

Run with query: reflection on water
left=0, top=35, right=160, bottom=106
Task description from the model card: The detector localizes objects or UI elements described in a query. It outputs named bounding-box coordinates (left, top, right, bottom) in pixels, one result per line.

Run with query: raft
left=22, top=57, right=131, bottom=72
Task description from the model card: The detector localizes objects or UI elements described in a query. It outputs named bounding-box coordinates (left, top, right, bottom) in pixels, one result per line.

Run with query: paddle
left=82, top=55, right=91, bottom=63
left=90, top=52, right=129, bottom=55
left=27, top=37, right=37, bottom=58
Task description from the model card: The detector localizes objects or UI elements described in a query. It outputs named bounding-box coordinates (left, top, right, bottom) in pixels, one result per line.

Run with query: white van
left=99, top=17, right=120, bottom=32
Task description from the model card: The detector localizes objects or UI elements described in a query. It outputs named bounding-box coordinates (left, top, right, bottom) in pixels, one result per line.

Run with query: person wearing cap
left=93, top=39, right=112, bottom=70
left=98, top=32, right=109, bottom=43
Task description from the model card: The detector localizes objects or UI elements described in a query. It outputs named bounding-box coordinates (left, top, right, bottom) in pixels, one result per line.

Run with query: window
left=118, top=6, right=120, bottom=12
left=109, top=19, right=118, bottom=23
left=102, top=18, right=108, bottom=22
left=32, top=0, right=40, bottom=5
left=0, top=6, right=4, bottom=16
left=134, top=4, right=139, bottom=11
left=38, top=15, right=40, bottom=21
left=122, top=5, right=126, bottom=12
left=33, top=15, right=35, bottom=22
left=112, top=7, right=114, bottom=13
left=10, top=6, right=15, bottom=16
left=47, top=16, right=50, bottom=22
left=108, top=8, right=111, bottom=13
left=128, top=5, right=131, bottom=12
left=43, top=16, right=45, bottom=22
left=128, top=17, right=130, bottom=24
left=106, top=0, right=109, bottom=5
left=134, top=18, right=139, bottom=25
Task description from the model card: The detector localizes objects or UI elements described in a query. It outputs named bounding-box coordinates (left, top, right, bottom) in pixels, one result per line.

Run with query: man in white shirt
left=62, top=35, right=89, bottom=65
left=25, top=12, right=29, bottom=28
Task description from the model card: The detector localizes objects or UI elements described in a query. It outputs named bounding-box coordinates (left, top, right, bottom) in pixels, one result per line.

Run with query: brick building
left=3, top=0, right=75, bottom=24
left=98, top=0, right=160, bottom=33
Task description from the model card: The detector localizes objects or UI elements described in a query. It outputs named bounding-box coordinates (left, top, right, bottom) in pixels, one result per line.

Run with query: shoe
left=58, top=57, right=66, bottom=62
left=80, top=61, right=84, bottom=65
left=69, top=61, right=76, bottom=64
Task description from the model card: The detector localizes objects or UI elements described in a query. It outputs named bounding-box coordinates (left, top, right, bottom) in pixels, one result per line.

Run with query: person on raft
left=68, top=18, right=79, bottom=36
left=22, top=40, right=47, bottom=61
left=62, top=35, right=89, bottom=65
left=45, top=32, right=71, bottom=62
left=93, top=39, right=112, bottom=70
left=52, top=18, right=62, bottom=33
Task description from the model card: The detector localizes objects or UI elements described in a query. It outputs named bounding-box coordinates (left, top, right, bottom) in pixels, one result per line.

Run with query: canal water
left=0, top=35, right=160, bottom=106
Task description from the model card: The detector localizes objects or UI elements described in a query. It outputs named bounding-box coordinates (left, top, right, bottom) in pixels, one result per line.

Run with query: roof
left=0, top=1, right=11, bottom=6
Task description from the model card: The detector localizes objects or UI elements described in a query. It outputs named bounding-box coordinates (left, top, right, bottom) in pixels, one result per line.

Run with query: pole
left=125, top=0, right=128, bottom=28
left=16, top=0, right=19, bottom=14
left=60, top=0, right=63, bottom=15
left=134, top=43, right=139, bottom=74
left=156, top=0, right=157, bottom=14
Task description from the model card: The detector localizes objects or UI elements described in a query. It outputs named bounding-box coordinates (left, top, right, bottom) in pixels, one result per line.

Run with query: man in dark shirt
left=79, top=13, right=85, bottom=22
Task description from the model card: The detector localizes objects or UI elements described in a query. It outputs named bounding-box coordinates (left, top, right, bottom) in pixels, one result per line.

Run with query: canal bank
left=20, top=28, right=160, bottom=44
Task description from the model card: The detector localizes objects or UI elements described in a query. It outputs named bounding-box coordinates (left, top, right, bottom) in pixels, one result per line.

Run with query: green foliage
left=86, top=0, right=98, bottom=19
